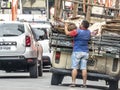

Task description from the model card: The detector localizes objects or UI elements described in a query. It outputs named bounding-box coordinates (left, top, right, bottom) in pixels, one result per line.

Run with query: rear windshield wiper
left=18, top=28, right=24, bottom=33
left=3, top=34, right=18, bottom=36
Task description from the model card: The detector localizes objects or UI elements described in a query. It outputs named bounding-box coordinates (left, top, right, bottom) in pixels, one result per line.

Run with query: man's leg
left=70, top=52, right=79, bottom=86
left=82, top=69, right=87, bottom=86
left=71, top=68, right=78, bottom=84
left=80, top=52, right=88, bottom=87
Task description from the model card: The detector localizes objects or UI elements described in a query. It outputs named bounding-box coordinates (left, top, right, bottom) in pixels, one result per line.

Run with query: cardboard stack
left=90, top=18, right=120, bottom=58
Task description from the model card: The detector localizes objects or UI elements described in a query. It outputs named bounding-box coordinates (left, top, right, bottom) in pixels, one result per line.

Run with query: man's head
left=80, top=20, right=89, bottom=29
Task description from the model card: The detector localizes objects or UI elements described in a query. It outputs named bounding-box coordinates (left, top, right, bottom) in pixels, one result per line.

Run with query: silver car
left=0, top=21, right=43, bottom=78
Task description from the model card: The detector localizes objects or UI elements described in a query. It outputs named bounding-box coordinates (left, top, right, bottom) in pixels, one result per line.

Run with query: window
left=0, top=23, right=24, bottom=37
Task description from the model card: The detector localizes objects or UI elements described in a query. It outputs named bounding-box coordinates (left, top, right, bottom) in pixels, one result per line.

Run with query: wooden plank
left=54, top=0, right=63, bottom=20
left=86, top=0, right=92, bottom=22
left=106, top=19, right=120, bottom=24
left=102, top=24, right=120, bottom=29
left=83, top=0, right=86, bottom=13
left=72, top=2, right=78, bottom=18
left=68, top=0, right=120, bottom=10
left=102, top=28, right=120, bottom=31
left=114, top=0, right=119, bottom=17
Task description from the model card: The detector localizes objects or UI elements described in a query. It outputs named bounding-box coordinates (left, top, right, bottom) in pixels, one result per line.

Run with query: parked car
left=30, top=22, right=53, bottom=68
left=0, top=21, right=43, bottom=78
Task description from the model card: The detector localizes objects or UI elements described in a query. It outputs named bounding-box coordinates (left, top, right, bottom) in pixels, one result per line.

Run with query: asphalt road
left=0, top=70, right=119, bottom=90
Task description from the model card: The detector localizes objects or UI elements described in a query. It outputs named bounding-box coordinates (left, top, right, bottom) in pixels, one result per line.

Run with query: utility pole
left=11, top=0, right=18, bottom=21
left=46, top=0, right=49, bottom=20
left=19, top=0, right=22, bottom=14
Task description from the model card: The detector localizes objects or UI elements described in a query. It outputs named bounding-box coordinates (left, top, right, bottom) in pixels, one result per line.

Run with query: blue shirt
left=69, top=29, right=91, bottom=52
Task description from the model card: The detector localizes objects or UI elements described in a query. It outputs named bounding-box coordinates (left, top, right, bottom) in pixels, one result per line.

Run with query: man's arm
left=65, top=23, right=78, bottom=36
left=64, top=23, right=70, bottom=35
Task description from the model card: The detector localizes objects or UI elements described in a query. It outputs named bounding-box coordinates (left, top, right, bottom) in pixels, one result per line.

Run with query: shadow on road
left=60, top=83, right=120, bottom=90
left=0, top=76, right=30, bottom=79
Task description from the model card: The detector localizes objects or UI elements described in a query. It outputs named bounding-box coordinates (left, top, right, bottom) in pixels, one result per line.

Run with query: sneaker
left=69, top=84, right=76, bottom=87
left=80, top=85, right=87, bottom=88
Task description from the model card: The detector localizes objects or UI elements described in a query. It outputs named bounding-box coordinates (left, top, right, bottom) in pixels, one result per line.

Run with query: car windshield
left=0, top=23, right=25, bottom=37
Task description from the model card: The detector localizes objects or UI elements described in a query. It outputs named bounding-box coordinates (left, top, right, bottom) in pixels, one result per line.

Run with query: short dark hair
left=81, top=20, right=89, bottom=29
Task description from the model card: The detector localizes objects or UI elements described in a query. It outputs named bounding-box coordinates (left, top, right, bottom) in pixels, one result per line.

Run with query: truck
left=49, top=0, right=120, bottom=90
left=49, top=18, right=120, bottom=90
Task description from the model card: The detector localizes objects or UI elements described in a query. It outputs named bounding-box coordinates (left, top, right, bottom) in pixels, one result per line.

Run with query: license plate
left=0, top=46, right=16, bottom=51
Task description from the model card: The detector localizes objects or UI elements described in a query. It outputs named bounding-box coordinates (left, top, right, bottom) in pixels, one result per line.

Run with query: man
left=64, top=20, right=91, bottom=88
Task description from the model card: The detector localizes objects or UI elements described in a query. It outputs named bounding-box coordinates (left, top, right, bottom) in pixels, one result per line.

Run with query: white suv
left=30, top=21, right=53, bottom=67
left=0, top=21, right=43, bottom=78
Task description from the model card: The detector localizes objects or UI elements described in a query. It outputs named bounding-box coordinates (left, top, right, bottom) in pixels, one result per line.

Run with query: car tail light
left=27, top=59, right=33, bottom=63
left=26, top=36, right=31, bottom=47
left=55, top=51, right=61, bottom=63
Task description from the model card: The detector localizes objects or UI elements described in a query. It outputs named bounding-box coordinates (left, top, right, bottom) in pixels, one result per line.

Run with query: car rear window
left=0, top=23, right=25, bottom=37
